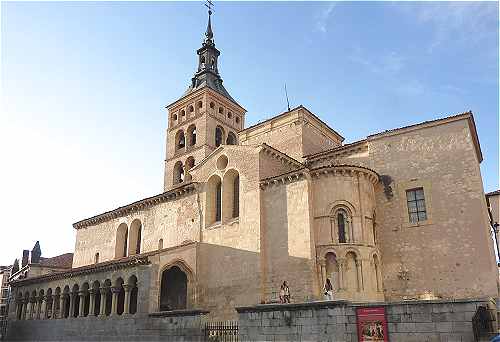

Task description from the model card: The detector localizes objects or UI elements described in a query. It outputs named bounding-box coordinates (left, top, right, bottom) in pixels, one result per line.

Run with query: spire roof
left=178, top=8, right=239, bottom=106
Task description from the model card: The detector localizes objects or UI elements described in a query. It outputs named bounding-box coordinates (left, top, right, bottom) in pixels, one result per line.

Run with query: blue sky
left=1, top=1, right=498, bottom=264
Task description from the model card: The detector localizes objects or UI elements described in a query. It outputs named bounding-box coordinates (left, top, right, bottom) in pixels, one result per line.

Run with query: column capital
left=122, top=284, right=131, bottom=292
left=355, top=259, right=362, bottom=268
left=88, top=289, right=96, bottom=296
left=99, top=287, right=108, bottom=295
left=78, top=290, right=86, bottom=297
left=111, top=286, right=122, bottom=294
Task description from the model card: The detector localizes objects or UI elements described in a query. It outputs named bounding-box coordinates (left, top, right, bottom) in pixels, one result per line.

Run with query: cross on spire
left=204, top=0, right=214, bottom=44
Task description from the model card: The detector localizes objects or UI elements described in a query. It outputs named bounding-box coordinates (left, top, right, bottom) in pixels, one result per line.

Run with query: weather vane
left=205, top=0, right=214, bottom=15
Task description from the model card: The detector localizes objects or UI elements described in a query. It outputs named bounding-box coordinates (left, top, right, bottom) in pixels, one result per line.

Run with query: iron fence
left=205, top=320, right=239, bottom=342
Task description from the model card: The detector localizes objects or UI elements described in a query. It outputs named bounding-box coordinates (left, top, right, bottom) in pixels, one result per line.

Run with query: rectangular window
left=406, top=188, right=427, bottom=223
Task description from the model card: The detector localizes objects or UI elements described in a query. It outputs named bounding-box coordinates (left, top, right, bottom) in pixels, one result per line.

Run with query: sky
left=1, top=1, right=498, bottom=265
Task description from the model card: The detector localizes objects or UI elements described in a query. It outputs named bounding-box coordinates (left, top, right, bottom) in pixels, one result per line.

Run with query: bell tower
left=164, top=8, right=246, bottom=191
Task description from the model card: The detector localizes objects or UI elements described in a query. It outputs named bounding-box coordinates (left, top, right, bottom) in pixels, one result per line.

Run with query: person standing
left=324, top=278, right=333, bottom=300
left=281, top=281, right=291, bottom=303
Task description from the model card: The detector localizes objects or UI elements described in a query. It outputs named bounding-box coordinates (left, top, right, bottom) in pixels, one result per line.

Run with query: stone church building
left=7, top=10, right=498, bottom=334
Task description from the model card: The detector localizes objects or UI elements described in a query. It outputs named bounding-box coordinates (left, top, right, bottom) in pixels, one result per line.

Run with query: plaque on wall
left=356, top=307, right=389, bottom=342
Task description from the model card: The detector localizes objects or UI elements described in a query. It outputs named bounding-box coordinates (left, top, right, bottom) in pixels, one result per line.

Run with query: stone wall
left=237, top=298, right=496, bottom=342
left=6, top=310, right=209, bottom=341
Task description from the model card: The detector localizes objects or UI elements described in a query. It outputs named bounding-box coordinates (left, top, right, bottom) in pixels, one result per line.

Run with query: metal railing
left=205, top=321, right=239, bottom=342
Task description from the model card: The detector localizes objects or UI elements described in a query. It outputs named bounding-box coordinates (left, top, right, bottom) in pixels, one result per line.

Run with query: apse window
left=406, top=188, right=427, bottom=223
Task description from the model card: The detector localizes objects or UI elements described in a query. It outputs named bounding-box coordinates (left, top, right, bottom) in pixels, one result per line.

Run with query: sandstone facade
left=8, top=10, right=497, bottom=329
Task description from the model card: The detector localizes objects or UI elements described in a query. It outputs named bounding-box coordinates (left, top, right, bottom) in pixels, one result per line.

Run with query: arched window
left=200, top=56, right=205, bottom=68
left=92, top=281, right=100, bottom=316
left=173, top=161, right=184, bottom=184
left=128, top=220, right=142, bottom=256
left=104, top=281, right=112, bottom=316
left=222, top=169, right=239, bottom=221
left=158, top=239, right=164, bottom=250
left=160, top=266, right=187, bottom=311
left=187, top=125, right=197, bottom=146
left=211, top=57, right=216, bottom=69
left=226, top=132, right=237, bottom=145
left=331, top=208, right=352, bottom=243
left=185, top=156, right=195, bottom=172
left=94, top=253, right=99, bottom=264
left=345, top=252, right=360, bottom=292
left=218, top=106, right=224, bottom=114
left=115, top=223, right=128, bottom=259
left=116, top=278, right=125, bottom=315
left=188, top=105, right=194, bottom=113
left=338, top=211, right=347, bottom=243
left=215, top=126, right=224, bottom=147
left=128, top=275, right=138, bottom=315
left=206, top=175, right=222, bottom=225
left=175, top=130, right=185, bottom=151
left=72, top=284, right=80, bottom=318
left=210, top=102, right=215, bottom=109
left=82, top=283, right=90, bottom=317
left=180, top=109, right=186, bottom=117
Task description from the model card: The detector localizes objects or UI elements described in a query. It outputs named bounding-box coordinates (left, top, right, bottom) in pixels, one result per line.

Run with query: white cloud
left=349, top=47, right=406, bottom=75
left=315, top=2, right=338, bottom=33
left=394, top=2, right=498, bottom=53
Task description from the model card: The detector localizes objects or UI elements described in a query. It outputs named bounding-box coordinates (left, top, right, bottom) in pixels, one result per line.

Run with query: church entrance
left=160, top=266, right=187, bottom=311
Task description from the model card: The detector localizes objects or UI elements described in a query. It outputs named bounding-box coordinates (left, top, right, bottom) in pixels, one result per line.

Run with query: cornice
left=10, top=255, right=151, bottom=287
left=259, top=164, right=379, bottom=190
left=260, top=143, right=304, bottom=168
left=304, top=140, right=368, bottom=167
left=73, top=182, right=197, bottom=230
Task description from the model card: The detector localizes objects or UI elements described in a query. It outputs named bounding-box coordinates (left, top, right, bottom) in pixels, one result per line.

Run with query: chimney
left=21, top=250, right=29, bottom=268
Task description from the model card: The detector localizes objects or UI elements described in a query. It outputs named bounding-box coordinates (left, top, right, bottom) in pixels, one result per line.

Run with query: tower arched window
left=187, top=125, right=197, bottom=146
left=173, top=161, right=184, bottom=184
left=215, top=126, right=224, bottom=147
left=226, top=132, right=237, bottom=145
left=175, top=130, right=185, bottom=151
left=200, top=56, right=206, bottom=69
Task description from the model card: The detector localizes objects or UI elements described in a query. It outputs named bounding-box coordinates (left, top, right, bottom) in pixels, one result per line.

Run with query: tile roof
left=486, top=190, right=500, bottom=197
left=39, top=253, right=73, bottom=269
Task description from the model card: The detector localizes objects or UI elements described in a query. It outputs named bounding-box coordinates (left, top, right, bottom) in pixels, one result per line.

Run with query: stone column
left=78, top=291, right=86, bottom=317
left=52, top=295, right=58, bottom=319
left=44, top=296, right=51, bottom=319
left=99, top=288, right=107, bottom=317
left=59, top=295, right=65, bottom=318
left=21, top=300, right=27, bottom=320
left=88, top=289, right=95, bottom=317
left=38, top=297, right=44, bottom=319
left=123, top=285, right=131, bottom=315
left=111, top=287, right=120, bottom=315
left=319, top=259, right=326, bottom=290
left=27, top=299, right=34, bottom=319
left=355, top=259, right=363, bottom=292
left=338, top=258, right=345, bottom=290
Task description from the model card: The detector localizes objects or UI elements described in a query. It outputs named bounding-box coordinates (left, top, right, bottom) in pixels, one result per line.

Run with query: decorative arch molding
left=158, top=259, right=196, bottom=311
left=342, top=247, right=362, bottom=259
left=158, top=259, right=195, bottom=283
left=327, top=200, right=357, bottom=217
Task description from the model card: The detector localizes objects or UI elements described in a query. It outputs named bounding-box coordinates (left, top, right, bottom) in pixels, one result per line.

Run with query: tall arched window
left=94, top=253, right=99, bottom=264
left=173, top=161, right=184, bottom=184
left=115, top=223, right=128, bottom=259
left=187, top=125, right=197, bottom=146
left=215, top=126, right=224, bottom=147
left=206, top=175, right=222, bottom=225
left=175, top=130, right=185, bottom=151
left=222, top=169, right=239, bottom=221
left=338, top=211, right=347, bottom=243
left=158, top=239, right=164, bottom=250
left=128, top=220, right=142, bottom=256
left=331, top=208, right=352, bottom=243
left=226, top=132, right=237, bottom=145
left=185, top=156, right=195, bottom=172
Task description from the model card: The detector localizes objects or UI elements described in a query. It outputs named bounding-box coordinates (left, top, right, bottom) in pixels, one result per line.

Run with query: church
left=7, top=8, right=498, bottom=337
